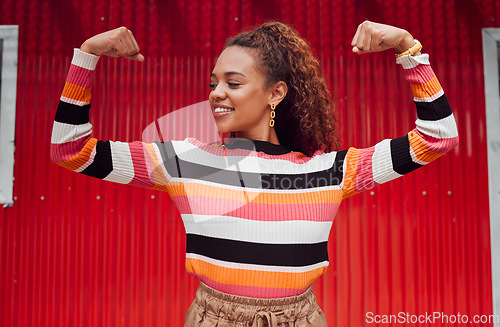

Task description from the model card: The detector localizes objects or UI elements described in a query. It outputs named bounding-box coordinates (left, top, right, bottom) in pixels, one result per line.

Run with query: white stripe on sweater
left=409, top=146, right=429, bottom=166
left=75, top=145, right=97, bottom=173
left=51, top=121, right=92, bottom=144
left=371, top=139, right=402, bottom=185
left=396, top=53, right=430, bottom=69
left=60, top=95, right=90, bottom=106
left=71, top=49, right=100, bottom=70
left=102, top=142, right=135, bottom=184
left=416, top=113, right=459, bottom=139
left=413, top=89, right=444, bottom=103
left=182, top=214, right=333, bottom=244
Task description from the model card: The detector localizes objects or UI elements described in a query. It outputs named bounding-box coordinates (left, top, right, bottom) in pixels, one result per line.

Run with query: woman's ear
left=269, top=81, right=288, bottom=106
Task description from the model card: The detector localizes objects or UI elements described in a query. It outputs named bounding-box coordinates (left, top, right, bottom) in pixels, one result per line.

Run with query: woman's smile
left=212, top=104, right=235, bottom=118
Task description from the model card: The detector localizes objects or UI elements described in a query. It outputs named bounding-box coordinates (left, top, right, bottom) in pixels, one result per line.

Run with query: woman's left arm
left=341, top=21, right=459, bottom=198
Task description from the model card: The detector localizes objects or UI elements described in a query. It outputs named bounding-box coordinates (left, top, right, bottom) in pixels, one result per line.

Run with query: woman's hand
left=351, top=21, right=420, bottom=56
left=80, top=27, right=144, bottom=61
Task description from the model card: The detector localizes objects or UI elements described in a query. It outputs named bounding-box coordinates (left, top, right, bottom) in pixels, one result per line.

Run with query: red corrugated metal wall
left=0, top=0, right=496, bottom=326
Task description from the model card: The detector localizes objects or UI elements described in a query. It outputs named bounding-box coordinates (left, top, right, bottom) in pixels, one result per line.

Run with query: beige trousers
left=184, top=282, right=327, bottom=327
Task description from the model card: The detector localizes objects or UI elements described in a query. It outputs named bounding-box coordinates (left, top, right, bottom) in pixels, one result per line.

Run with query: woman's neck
left=234, top=128, right=280, bottom=145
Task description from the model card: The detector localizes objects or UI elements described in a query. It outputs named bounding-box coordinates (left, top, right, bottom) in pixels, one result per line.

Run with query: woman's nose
left=211, top=84, right=226, bottom=100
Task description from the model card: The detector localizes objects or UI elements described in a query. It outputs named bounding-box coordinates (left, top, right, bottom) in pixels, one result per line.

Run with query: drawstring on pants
left=252, top=310, right=284, bottom=327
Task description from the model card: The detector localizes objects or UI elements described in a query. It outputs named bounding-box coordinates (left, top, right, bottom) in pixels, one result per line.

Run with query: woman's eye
left=208, top=82, right=240, bottom=90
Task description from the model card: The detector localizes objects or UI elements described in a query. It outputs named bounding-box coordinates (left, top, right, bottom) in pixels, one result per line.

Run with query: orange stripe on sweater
left=186, top=258, right=327, bottom=289
left=342, top=147, right=360, bottom=198
left=152, top=184, right=170, bottom=192
left=408, top=131, right=443, bottom=163
left=144, top=143, right=170, bottom=186
left=57, top=138, right=97, bottom=171
left=167, top=181, right=343, bottom=204
left=61, top=82, right=91, bottom=103
left=409, top=76, right=442, bottom=99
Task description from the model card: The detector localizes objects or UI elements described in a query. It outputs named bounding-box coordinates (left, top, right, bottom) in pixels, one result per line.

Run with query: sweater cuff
left=396, top=53, right=430, bottom=69
left=72, top=48, right=100, bottom=70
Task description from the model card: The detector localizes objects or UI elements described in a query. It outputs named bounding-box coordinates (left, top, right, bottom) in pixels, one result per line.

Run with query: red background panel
left=0, top=0, right=495, bottom=326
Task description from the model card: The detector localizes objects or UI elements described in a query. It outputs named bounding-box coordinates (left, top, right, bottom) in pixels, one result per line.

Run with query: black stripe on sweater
left=186, top=234, right=328, bottom=267
left=153, top=141, right=251, bottom=186
left=55, top=101, right=90, bottom=125
left=260, top=149, right=347, bottom=189
left=81, top=141, right=113, bottom=179
left=154, top=144, right=347, bottom=189
left=415, top=94, right=451, bottom=121
left=390, top=136, right=423, bottom=175
left=154, top=141, right=180, bottom=176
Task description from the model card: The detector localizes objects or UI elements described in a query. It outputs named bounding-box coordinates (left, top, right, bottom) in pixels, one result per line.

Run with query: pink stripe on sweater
left=414, top=129, right=459, bottom=154
left=172, top=195, right=339, bottom=221
left=66, top=64, right=94, bottom=89
left=190, top=273, right=310, bottom=298
left=128, top=141, right=156, bottom=188
left=50, top=135, right=92, bottom=164
left=355, top=146, right=376, bottom=192
left=403, top=64, right=436, bottom=85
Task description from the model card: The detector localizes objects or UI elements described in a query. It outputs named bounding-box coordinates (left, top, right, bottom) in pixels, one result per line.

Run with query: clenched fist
left=351, top=21, right=420, bottom=55
left=80, top=26, right=144, bottom=61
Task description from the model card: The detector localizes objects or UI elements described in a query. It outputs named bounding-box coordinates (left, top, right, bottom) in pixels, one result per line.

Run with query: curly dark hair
left=225, top=21, right=341, bottom=156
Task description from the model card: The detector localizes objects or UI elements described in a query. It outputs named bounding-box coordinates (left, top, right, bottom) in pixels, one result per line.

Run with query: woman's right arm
left=50, top=28, right=171, bottom=189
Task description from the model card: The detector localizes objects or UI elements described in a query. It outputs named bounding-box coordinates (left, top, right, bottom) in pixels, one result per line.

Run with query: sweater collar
left=222, top=138, right=292, bottom=155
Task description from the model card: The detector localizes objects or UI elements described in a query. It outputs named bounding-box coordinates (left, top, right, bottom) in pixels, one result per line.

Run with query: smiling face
left=209, top=46, right=280, bottom=141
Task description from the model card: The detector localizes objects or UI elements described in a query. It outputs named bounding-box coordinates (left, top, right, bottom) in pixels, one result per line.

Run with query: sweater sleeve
left=341, top=53, right=459, bottom=199
left=50, top=49, right=173, bottom=190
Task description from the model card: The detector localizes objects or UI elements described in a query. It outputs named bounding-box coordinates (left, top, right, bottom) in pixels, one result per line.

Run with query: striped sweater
left=51, top=49, right=458, bottom=299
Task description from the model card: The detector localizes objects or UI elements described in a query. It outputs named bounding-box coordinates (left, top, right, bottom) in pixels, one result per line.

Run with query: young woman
left=51, top=21, right=458, bottom=326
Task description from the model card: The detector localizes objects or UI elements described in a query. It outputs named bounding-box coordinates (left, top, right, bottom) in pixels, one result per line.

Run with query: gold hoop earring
left=269, top=103, right=276, bottom=127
